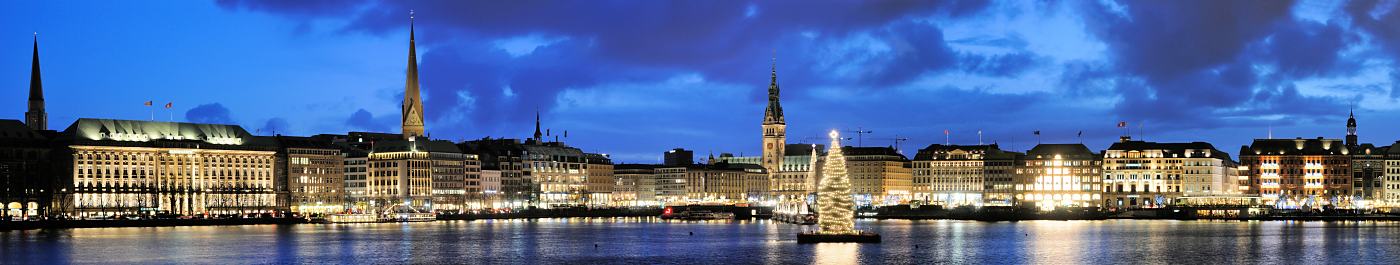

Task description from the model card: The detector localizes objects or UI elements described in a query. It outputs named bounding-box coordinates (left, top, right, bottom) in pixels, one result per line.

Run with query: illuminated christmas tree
left=817, top=130, right=855, bottom=234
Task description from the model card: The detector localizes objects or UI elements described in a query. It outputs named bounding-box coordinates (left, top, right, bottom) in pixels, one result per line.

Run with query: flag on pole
left=144, top=101, right=153, bottom=106
left=1117, top=121, right=1127, bottom=128
left=944, top=129, right=950, bottom=135
left=1078, top=131, right=1083, bottom=137
left=164, top=102, right=173, bottom=109
left=1033, top=130, right=1040, bottom=136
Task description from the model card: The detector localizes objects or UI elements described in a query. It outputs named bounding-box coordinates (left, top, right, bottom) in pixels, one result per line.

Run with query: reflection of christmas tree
left=817, top=130, right=855, bottom=234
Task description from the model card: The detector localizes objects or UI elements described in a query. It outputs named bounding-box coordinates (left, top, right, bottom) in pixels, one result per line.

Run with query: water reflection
left=4, top=219, right=1400, bottom=264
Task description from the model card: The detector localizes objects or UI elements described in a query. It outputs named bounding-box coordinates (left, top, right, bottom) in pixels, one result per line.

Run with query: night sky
left=3, top=0, right=1398, bottom=163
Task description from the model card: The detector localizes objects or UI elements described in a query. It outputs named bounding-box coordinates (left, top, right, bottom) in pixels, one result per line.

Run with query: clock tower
left=762, top=57, right=786, bottom=175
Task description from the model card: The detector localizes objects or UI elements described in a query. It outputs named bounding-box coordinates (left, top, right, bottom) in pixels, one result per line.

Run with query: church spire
left=401, top=10, right=425, bottom=139
left=26, top=33, right=47, bottom=131
left=533, top=110, right=543, bottom=141
left=763, top=54, right=784, bottom=125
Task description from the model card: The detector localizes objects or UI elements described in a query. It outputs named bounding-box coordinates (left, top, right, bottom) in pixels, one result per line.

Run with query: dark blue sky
left=4, top=0, right=1399, bottom=162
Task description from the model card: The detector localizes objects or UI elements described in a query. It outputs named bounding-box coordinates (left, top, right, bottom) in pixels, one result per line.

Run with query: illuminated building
left=273, top=136, right=345, bottom=215
left=1238, top=137, right=1352, bottom=209
left=613, top=164, right=658, bottom=206
left=479, top=169, right=502, bottom=209
left=585, top=153, right=615, bottom=207
left=523, top=143, right=589, bottom=208
left=1102, top=139, right=1235, bottom=209
left=0, top=120, right=52, bottom=220
left=1353, top=144, right=1387, bottom=202
left=54, top=119, right=278, bottom=217
left=1015, top=144, right=1102, bottom=210
left=343, top=151, right=368, bottom=210
left=715, top=143, right=825, bottom=202
left=654, top=166, right=687, bottom=203
left=1347, top=112, right=1387, bottom=203
left=1385, top=144, right=1400, bottom=208
left=459, top=138, right=529, bottom=208
left=363, top=138, right=473, bottom=212
left=844, top=146, right=912, bottom=206
left=912, top=144, right=1019, bottom=207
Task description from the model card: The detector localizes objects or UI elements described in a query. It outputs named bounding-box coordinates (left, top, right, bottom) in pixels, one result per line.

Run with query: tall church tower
left=1346, top=109, right=1357, bottom=147
left=762, top=57, right=786, bottom=174
left=25, top=34, right=47, bottom=131
left=401, top=12, right=426, bottom=139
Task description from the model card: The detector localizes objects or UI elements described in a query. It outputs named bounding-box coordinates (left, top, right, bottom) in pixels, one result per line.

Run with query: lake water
left=3, top=218, right=1399, bottom=264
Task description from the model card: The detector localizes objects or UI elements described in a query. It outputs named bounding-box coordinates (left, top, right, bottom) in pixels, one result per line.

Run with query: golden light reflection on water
left=1025, top=221, right=1086, bottom=264
left=813, top=242, right=859, bottom=265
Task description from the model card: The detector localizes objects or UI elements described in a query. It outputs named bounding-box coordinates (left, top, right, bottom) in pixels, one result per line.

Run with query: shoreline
left=6, top=214, right=1400, bottom=231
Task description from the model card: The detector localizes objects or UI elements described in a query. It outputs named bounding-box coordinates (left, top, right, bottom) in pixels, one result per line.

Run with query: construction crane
left=846, top=127, right=873, bottom=147
left=870, top=136, right=911, bottom=154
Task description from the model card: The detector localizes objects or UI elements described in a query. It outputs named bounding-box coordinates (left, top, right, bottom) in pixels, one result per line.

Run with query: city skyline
left=4, top=1, right=1400, bottom=163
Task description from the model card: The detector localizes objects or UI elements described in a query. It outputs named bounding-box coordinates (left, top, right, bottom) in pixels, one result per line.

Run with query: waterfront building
left=844, top=146, right=912, bottom=206
left=1347, top=112, right=1388, bottom=203
left=1238, top=138, right=1353, bottom=209
left=342, top=149, right=368, bottom=211
left=479, top=169, right=502, bottom=209
left=657, top=162, right=766, bottom=203
left=1102, top=139, right=1235, bottom=209
left=716, top=144, right=824, bottom=203
left=0, top=120, right=53, bottom=220
left=1353, top=144, right=1387, bottom=203
left=523, top=142, right=589, bottom=208
left=1016, top=144, right=1103, bottom=210
left=1383, top=142, right=1400, bottom=208
left=54, top=119, right=278, bottom=217
left=585, top=153, right=615, bottom=207
left=613, top=164, right=658, bottom=206
left=912, top=144, right=1019, bottom=207
left=273, top=136, right=344, bottom=215
left=365, top=138, right=470, bottom=212
left=654, top=166, right=687, bottom=203
left=462, top=153, right=483, bottom=210
left=459, top=138, right=529, bottom=208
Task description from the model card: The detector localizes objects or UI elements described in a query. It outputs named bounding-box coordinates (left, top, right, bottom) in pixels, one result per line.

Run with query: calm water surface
left=3, top=219, right=1399, bottom=264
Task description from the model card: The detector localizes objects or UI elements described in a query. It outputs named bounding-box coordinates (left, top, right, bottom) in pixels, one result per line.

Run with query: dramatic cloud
left=185, top=103, right=235, bottom=124
left=7, top=0, right=1395, bottom=162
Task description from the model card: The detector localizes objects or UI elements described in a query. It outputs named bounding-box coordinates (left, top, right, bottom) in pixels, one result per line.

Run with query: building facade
left=1238, top=138, right=1353, bottom=209
left=55, top=119, right=279, bottom=217
left=274, top=136, right=345, bottom=215
left=613, top=164, right=658, bottom=206
left=1102, top=140, right=1234, bottom=209
left=1016, top=144, right=1102, bottom=210
left=0, top=120, right=53, bottom=220
left=912, top=144, right=1018, bottom=207
left=844, top=146, right=912, bottom=206
left=585, top=153, right=615, bottom=207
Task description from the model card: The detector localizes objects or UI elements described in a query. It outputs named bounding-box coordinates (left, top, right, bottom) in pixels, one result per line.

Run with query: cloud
left=1078, top=0, right=1359, bottom=127
left=345, top=108, right=389, bottom=132
left=1345, top=0, right=1400, bottom=98
left=185, top=103, right=235, bottom=124
left=259, top=117, right=290, bottom=135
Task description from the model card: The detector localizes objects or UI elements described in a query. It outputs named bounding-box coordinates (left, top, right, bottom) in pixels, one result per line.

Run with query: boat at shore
left=660, top=209, right=735, bottom=220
